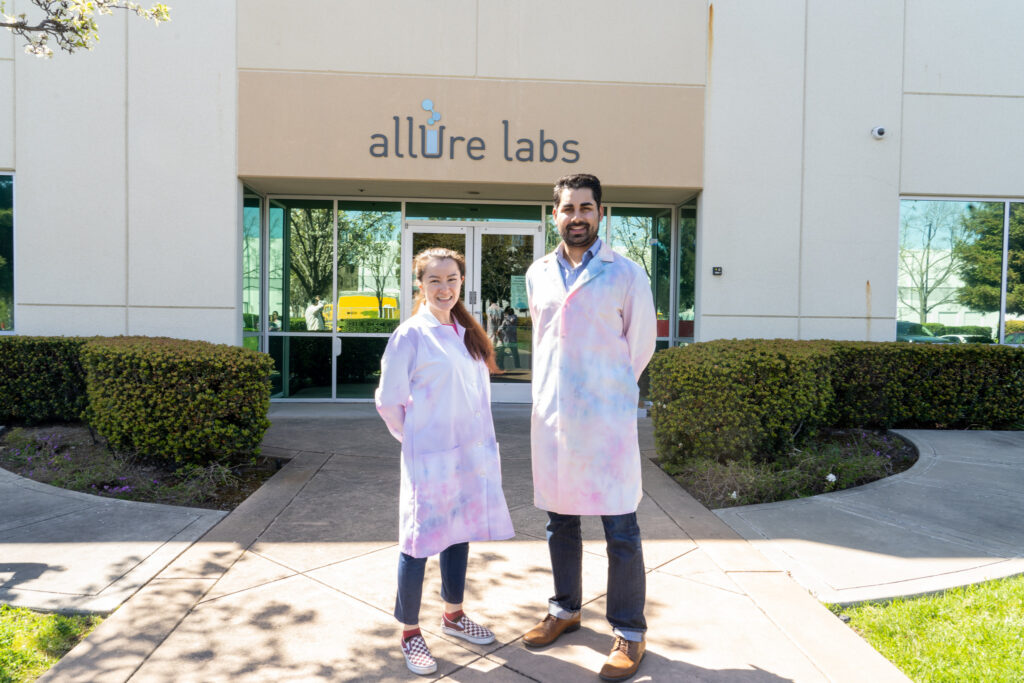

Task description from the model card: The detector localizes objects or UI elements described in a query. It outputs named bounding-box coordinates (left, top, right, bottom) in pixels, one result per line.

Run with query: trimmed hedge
left=650, top=340, right=1024, bottom=466
left=81, top=337, right=273, bottom=465
left=0, top=337, right=88, bottom=424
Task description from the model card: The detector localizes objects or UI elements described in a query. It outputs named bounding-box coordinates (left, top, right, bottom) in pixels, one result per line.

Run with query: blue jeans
left=546, top=511, right=646, bottom=641
left=394, top=542, right=468, bottom=625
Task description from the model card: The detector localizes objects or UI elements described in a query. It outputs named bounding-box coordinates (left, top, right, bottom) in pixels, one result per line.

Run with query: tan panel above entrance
left=238, top=72, right=703, bottom=192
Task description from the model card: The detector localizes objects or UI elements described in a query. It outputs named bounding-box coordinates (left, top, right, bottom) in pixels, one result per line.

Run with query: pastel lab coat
left=375, top=307, right=514, bottom=558
left=526, top=241, right=657, bottom=516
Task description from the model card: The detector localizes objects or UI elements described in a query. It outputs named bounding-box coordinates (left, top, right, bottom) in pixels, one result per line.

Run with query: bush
left=649, top=340, right=834, bottom=464
left=650, top=340, right=1024, bottom=467
left=939, top=325, right=992, bottom=339
left=338, top=318, right=400, bottom=334
left=1007, top=320, right=1024, bottom=334
left=81, top=337, right=273, bottom=465
left=0, top=337, right=88, bottom=424
left=923, top=322, right=944, bottom=336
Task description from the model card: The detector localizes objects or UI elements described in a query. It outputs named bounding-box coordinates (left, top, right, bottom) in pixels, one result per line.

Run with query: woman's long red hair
left=412, top=248, right=498, bottom=372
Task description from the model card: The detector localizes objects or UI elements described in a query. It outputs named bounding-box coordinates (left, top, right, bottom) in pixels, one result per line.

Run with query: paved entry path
left=41, top=404, right=907, bottom=682
left=716, top=429, right=1024, bottom=605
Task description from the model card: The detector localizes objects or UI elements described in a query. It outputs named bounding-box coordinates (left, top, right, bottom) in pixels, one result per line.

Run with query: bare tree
left=898, top=202, right=965, bottom=324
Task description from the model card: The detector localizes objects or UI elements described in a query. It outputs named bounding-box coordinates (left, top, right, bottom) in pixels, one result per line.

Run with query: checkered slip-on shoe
left=441, top=613, right=496, bottom=645
left=400, top=634, right=437, bottom=675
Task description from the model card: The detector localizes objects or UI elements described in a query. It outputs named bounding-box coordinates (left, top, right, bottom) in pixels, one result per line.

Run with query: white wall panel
left=699, top=316, right=799, bottom=342
left=127, top=307, right=237, bottom=345
left=799, top=317, right=893, bottom=343
left=14, top=305, right=127, bottom=336
left=905, top=0, right=1024, bottom=97
left=238, top=0, right=476, bottom=76
left=0, top=62, right=13, bottom=169
left=698, top=0, right=805, bottom=332
left=13, top=13, right=127, bottom=310
left=126, top=0, right=237, bottom=315
left=798, top=0, right=902, bottom=330
left=901, top=94, right=1024, bottom=197
left=478, top=0, right=706, bottom=85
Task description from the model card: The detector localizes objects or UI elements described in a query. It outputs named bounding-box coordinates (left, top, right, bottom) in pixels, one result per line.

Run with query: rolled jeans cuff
left=547, top=600, right=579, bottom=621
left=613, top=627, right=645, bottom=643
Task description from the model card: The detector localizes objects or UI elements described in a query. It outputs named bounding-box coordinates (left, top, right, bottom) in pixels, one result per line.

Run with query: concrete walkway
left=37, top=404, right=914, bottom=682
left=716, top=429, right=1024, bottom=605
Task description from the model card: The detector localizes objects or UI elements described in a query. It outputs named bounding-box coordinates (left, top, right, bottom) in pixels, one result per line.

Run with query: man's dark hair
left=553, top=173, right=602, bottom=209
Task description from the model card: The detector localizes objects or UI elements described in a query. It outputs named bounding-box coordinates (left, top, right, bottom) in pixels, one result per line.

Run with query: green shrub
left=81, top=337, right=273, bottom=465
left=923, top=322, right=944, bottom=335
left=939, top=325, right=992, bottom=339
left=1007, top=320, right=1024, bottom=334
left=650, top=340, right=1024, bottom=467
left=649, top=340, right=834, bottom=464
left=830, top=342, right=1024, bottom=429
left=0, top=337, right=88, bottom=424
left=338, top=318, right=400, bottom=334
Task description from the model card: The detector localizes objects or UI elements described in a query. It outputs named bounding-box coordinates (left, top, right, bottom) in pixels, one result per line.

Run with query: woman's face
left=417, top=257, right=463, bottom=320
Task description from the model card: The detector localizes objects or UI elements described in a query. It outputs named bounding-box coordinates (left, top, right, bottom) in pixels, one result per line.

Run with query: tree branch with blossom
left=1, top=0, right=170, bottom=58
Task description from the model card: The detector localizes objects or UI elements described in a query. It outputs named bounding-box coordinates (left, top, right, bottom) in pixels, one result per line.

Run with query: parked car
left=1004, top=332, right=1024, bottom=346
left=896, top=321, right=953, bottom=343
left=940, top=334, right=993, bottom=344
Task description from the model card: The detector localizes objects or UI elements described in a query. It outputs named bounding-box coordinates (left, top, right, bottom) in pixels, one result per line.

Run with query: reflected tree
left=956, top=202, right=1024, bottom=315
left=481, top=235, right=532, bottom=309
left=612, top=215, right=670, bottom=316
left=898, top=202, right=966, bottom=324
left=288, top=208, right=333, bottom=310
left=337, top=212, right=399, bottom=317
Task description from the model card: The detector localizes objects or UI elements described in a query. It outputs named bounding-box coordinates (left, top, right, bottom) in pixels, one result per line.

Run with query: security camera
left=871, top=127, right=886, bottom=139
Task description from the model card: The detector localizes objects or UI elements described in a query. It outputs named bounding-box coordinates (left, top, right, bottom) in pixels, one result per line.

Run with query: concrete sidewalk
left=40, top=405, right=909, bottom=682
left=716, top=429, right=1024, bottom=605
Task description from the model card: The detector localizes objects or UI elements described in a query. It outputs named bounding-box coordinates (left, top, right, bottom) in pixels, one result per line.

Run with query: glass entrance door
left=403, top=221, right=544, bottom=402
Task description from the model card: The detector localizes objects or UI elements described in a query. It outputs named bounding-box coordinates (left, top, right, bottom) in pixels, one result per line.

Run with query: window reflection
left=1005, top=203, right=1024, bottom=342
left=335, top=202, right=401, bottom=334
left=335, top=337, right=389, bottom=398
left=0, top=176, right=12, bottom=331
left=242, top=195, right=261, bottom=338
left=897, top=200, right=1003, bottom=342
left=269, top=336, right=332, bottom=398
left=608, top=208, right=672, bottom=337
left=268, top=199, right=334, bottom=332
left=678, top=207, right=696, bottom=342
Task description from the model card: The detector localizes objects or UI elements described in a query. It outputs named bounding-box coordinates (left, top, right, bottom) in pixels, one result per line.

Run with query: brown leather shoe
left=598, top=635, right=646, bottom=681
left=522, top=613, right=581, bottom=648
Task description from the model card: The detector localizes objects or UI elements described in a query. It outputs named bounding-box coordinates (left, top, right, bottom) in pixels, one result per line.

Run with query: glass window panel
left=0, top=175, right=11, bottom=331
left=608, top=207, right=672, bottom=336
left=269, top=336, right=332, bottom=398
left=334, top=201, right=401, bottom=333
left=269, top=199, right=334, bottom=333
left=1005, top=202, right=1024, bottom=343
left=898, top=200, right=1004, bottom=342
left=481, top=232, right=535, bottom=383
left=544, top=206, right=559, bottom=253
left=678, top=206, right=696, bottom=343
left=242, top=196, right=261, bottom=335
left=406, top=202, right=540, bottom=222
left=335, top=337, right=389, bottom=398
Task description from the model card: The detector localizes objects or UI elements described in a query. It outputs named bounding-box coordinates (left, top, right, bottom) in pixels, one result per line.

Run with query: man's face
left=554, top=187, right=601, bottom=250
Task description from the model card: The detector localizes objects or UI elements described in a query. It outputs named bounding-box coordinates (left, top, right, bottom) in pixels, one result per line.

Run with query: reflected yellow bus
left=323, top=294, right=399, bottom=323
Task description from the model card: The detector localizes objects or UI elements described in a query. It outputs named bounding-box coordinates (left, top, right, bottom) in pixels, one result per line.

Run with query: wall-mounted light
left=871, top=127, right=886, bottom=140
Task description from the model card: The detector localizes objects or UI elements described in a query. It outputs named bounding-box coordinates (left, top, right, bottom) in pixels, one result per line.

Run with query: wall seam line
left=797, top=0, right=809, bottom=339
left=123, top=10, right=130, bottom=335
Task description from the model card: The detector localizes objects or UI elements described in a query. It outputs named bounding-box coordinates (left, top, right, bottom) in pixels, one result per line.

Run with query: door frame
left=402, top=220, right=544, bottom=402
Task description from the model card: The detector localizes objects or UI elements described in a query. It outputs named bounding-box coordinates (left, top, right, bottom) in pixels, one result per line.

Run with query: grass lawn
left=0, top=605, right=101, bottom=683
left=836, top=574, right=1024, bottom=683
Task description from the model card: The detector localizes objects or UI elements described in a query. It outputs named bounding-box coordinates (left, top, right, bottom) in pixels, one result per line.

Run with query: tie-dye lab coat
left=526, top=242, right=657, bottom=515
left=375, top=307, right=515, bottom=558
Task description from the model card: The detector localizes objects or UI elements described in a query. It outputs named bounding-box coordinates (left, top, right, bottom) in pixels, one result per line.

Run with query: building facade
left=2, top=1, right=1022, bottom=401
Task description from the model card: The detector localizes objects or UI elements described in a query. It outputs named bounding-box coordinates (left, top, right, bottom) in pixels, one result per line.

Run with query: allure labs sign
left=369, top=99, right=580, bottom=163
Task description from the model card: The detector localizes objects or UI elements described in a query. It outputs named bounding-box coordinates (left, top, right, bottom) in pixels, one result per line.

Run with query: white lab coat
left=526, top=241, right=657, bottom=515
left=375, top=306, right=514, bottom=558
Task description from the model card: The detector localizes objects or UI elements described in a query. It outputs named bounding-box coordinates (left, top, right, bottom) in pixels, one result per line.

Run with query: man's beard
left=560, top=221, right=598, bottom=248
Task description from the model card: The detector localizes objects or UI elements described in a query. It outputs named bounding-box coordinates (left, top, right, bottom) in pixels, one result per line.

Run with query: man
left=523, top=174, right=656, bottom=681
left=304, top=296, right=326, bottom=331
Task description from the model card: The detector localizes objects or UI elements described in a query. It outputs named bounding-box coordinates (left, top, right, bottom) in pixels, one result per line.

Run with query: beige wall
left=237, top=0, right=706, bottom=197
left=901, top=0, right=1024, bottom=197
left=238, top=72, right=703, bottom=193
left=0, top=20, right=12, bottom=170
left=11, top=0, right=239, bottom=343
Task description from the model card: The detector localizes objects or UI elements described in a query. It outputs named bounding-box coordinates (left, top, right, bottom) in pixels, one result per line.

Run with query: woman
left=376, top=247, right=515, bottom=675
